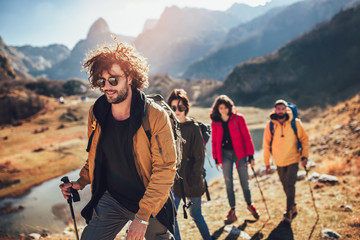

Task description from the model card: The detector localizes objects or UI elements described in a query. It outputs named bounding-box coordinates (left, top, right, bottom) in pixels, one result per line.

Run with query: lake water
left=0, top=129, right=264, bottom=236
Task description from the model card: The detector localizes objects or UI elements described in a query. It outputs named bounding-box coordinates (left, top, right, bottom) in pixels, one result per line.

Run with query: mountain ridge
left=198, top=3, right=360, bottom=108
left=183, top=0, right=360, bottom=81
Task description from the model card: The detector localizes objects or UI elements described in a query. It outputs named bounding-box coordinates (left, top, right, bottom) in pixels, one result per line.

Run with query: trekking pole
left=61, top=176, right=80, bottom=240
left=251, top=166, right=270, bottom=219
left=304, top=166, right=319, bottom=240
left=203, top=169, right=211, bottom=201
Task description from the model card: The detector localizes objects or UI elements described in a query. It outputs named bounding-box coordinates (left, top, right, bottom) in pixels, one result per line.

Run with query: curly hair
left=166, top=89, right=190, bottom=116
left=83, top=39, right=149, bottom=90
left=210, top=95, right=235, bottom=120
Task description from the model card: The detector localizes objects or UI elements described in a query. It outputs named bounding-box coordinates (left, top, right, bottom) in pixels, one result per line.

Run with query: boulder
left=321, top=228, right=342, bottom=239
left=297, top=170, right=306, bottom=181
left=318, top=174, right=338, bottom=184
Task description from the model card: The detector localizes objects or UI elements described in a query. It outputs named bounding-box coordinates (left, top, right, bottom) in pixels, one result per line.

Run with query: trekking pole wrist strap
left=135, top=215, right=149, bottom=225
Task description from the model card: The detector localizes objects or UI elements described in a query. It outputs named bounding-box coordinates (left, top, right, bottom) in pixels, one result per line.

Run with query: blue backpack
left=269, top=102, right=302, bottom=153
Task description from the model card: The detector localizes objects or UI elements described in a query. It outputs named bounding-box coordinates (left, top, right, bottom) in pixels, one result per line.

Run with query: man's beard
left=105, top=85, right=130, bottom=104
left=277, top=113, right=286, bottom=119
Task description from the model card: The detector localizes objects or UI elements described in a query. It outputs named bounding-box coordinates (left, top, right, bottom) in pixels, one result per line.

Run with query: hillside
left=198, top=3, right=360, bottom=108
left=145, top=74, right=223, bottom=105
left=183, top=0, right=360, bottom=81
left=0, top=51, right=16, bottom=80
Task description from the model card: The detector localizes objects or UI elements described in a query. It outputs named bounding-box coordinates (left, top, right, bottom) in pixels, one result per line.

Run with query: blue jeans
left=222, top=149, right=252, bottom=207
left=173, top=191, right=212, bottom=240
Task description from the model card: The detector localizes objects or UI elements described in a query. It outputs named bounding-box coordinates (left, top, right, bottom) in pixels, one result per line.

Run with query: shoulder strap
left=142, top=100, right=152, bottom=142
left=269, top=121, right=274, bottom=153
left=86, top=107, right=97, bottom=152
left=291, top=119, right=302, bottom=153
left=269, top=120, right=302, bottom=153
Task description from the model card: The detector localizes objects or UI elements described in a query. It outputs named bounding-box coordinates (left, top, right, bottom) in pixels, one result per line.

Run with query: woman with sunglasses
left=210, top=95, right=260, bottom=225
left=167, top=89, right=212, bottom=240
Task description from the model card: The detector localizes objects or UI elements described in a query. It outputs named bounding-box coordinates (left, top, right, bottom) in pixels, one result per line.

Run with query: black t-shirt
left=101, top=111, right=145, bottom=213
left=221, top=119, right=233, bottom=150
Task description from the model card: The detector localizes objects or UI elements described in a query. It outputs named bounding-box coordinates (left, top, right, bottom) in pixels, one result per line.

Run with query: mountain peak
left=87, top=18, right=111, bottom=39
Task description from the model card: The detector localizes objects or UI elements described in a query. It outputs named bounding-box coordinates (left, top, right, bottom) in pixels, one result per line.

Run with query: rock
left=308, top=172, right=320, bottom=182
left=297, top=170, right=306, bottom=181
left=354, top=126, right=360, bottom=133
left=333, top=125, right=342, bottom=131
left=224, top=225, right=251, bottom=239
left=40, top=230, right=49, bottom=237
left=28, top=233, right=41, bottom=239
left=321, top=228, right=342, bottom=239
left=318, top=174, right=338, bottom=184
left=306, top=160, right=316, bottom=169
left=344, top=205, right=352, bottom=212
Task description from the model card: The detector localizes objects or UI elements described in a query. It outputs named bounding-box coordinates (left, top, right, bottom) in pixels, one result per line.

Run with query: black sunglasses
left=171, top=105, right=186, bottom=112
left=96, top=75, right=125, bottom=88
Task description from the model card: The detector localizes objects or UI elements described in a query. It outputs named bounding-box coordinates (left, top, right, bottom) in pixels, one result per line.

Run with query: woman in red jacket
left=210, top=95, right=259, bottom=224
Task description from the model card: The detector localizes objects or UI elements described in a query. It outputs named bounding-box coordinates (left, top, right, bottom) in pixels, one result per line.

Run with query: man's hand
left=247, top=155, right=255, bottom=168
left=301, top=157, right=308, bottom=167
left=126, top=217, right=148, bottom=240
left=59, top=181, right=80, bottom=200
left=265, top=165, right=271, bottom=174
left=216, top=163, right=223, bottom=171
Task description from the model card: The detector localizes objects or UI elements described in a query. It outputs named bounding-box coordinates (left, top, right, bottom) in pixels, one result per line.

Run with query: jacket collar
left=93, top=88, right=147, bottom=135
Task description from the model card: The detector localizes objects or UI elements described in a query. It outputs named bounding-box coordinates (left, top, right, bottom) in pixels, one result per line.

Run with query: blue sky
left=0, top=0, right=270, bottom=49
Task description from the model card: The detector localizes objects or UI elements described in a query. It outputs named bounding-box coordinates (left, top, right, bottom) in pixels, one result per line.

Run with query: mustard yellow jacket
left=263, top=108, right=309, bottom=167
left=77, top=92, right=176, bottom=222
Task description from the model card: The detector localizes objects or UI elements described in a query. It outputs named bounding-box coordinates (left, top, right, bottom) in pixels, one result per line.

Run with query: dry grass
left=0, top=96, right=92, bottom=199
left=321, top=156, right=348, bottom=175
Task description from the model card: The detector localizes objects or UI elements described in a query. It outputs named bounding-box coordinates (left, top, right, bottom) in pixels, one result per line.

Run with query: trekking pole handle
left=61, top=176, right=80, bottom=203
left=61, top=176, right=72, bottom=203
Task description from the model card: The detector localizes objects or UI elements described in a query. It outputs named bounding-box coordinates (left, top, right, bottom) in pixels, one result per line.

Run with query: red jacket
left=211, top=113, right=254, bottom=167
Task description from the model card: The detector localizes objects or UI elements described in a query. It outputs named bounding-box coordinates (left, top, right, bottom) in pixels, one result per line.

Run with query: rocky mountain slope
left=183, top=0, right=360, bottom=80
left=0, top=37, right=69, bottom=79
left=134, top=6, right=239, bottom=76
left=198, top=3, right=360, bottom=108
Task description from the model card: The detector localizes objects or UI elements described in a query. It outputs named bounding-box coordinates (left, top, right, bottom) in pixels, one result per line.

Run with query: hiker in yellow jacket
left=263, top=99, right=309, bottom=222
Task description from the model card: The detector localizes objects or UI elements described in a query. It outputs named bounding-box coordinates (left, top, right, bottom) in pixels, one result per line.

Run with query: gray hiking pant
left=81, top=191, right=172, bottom=240
left=277, top=162, right=299, bottom=212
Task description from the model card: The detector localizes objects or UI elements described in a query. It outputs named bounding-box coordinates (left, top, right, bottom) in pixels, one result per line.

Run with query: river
left=0, top=129, right=264, bottom=236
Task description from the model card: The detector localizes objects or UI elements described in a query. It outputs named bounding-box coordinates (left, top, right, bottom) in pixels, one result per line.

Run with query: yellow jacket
left=263, top=108, right=309, bottom=167
left=77, top=92, right=176, bottom=222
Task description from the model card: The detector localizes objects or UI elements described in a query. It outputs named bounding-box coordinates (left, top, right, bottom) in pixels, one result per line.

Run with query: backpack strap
left=142, top=99, right=152, bottom=142
left=291, top=119, right=303, bottom=154
left=86, top=107, right=97, bottom=152
left=269, top=121, right=274, bottom=153
left=269, top=120, right=302, bottom=154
